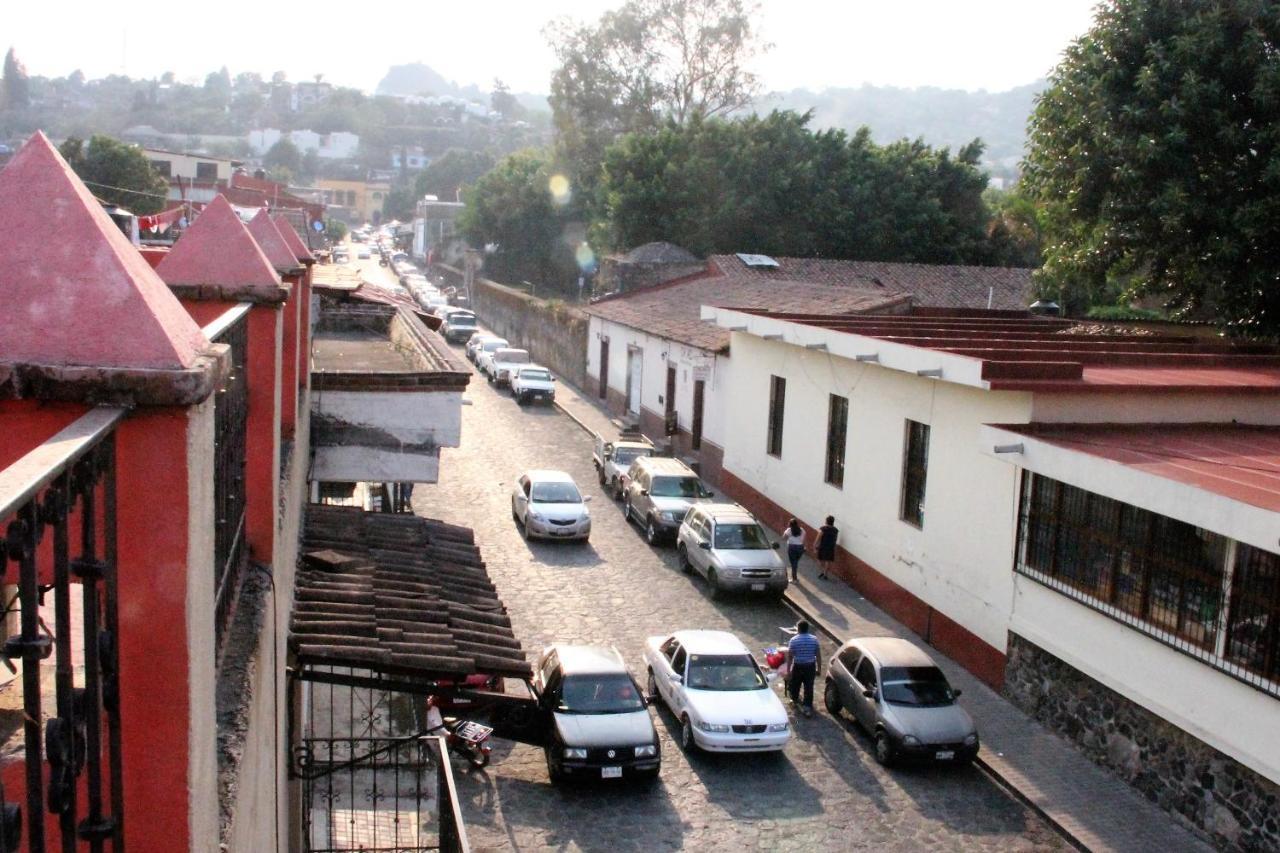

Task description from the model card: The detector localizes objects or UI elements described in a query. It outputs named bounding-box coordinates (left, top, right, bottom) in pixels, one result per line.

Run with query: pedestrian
left=784, top=518, right=806, bottom=582
left=786, top=619, right=821, bottom=717
left=816, top=515, right=839, bottom=580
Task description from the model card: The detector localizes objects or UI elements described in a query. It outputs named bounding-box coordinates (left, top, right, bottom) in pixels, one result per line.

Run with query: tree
left=1022, top=0, right=1280, bottom=332
left=264, top=137, right=303, bottom=178
left=3, top=47, right=30, bottom=110
left=547, top=0, right=767, bottom=199
left=490, top=79, right=525, bottom=120
left=58, top=135, right=168, bottom=215
left=414, top=149, right=495, bottom=202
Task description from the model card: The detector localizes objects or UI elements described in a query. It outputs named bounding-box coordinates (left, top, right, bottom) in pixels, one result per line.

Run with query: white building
left=247, top=128, right=360, bottom=160
left=702, top=305, right=1280, bottom=848
left=584, top=253, right=1032, bottom=484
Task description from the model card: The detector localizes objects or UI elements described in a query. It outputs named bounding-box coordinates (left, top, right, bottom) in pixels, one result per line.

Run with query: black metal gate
left=292, top=668, right=469, bottom=853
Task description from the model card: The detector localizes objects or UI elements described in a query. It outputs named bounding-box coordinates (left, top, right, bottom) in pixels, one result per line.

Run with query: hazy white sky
left=7, top=0, right=1099, bottom=94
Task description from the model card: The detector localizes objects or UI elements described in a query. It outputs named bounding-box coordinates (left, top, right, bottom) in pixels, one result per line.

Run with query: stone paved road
left=411, top=352, right=1065, bottom=853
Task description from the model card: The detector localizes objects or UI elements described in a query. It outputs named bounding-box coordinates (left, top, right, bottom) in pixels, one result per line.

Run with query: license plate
left=601, top=766, right=622, bottom=779
left=554, top=530, right=573, bottom=536
left=935, top=750, right=955, bottom=760
left=751, top=583, right=765, bottom=591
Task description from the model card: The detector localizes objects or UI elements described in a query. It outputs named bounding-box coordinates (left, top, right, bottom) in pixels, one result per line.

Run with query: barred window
left=766, top=376, right=786, bottom=457
left=899, top=420, right=930, bottom=527
left=1016, top=471, right=1278, bottom=694
left=824, top=394, right=848, bottom=487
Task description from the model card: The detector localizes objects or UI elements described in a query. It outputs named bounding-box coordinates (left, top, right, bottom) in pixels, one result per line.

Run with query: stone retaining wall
left=1005, top=633, right=1279, bottom=852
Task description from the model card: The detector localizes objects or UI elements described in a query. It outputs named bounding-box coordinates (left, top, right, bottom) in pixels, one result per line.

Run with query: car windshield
left=520, top=369, right=552, bottom=381
left=482, top=341, right=508, bottom=353
left=713, top=523, right=771, bottom=550
left=612, top=447, right=650, bottom=466
left=559, top=674, right=645, bottom=714
left=879, top=666, right=955, bottom=707
left=531, top=481, right=581, bottom=503
left=451, top=315, right=476, bottom=325
left=496, top=350, right=530, bottom=364
left=686, top=654, right=766, bottom=691
left=650, top=476, right=709, bottom=498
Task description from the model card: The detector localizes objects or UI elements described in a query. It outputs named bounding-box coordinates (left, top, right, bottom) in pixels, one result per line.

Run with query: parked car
left=676, top=504, right=787, bottom=598
left=621, top=457, right=714, bottom=545
left=643, top=630, right=789, bottom=753
left=535, top=645, right=660, bottom=783
left=466, top=333, right=504, bottom=363
left=356, top=248, right=371, bottom=259
left=592, top=430, right=655, bottom=499
left=474, top=338, right=511, bottom=374
left=511, top=470, right=592, bottom=541
left=824, top=637, right=979, bottom=766
left=489, top=348, right=531, bottom=386
left=441, top=310, right=478, bottom=343
left=511, top=366, right=556, bottom=405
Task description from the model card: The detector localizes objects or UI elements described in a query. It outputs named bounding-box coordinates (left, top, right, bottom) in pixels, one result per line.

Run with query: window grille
left=824, top=394, right=848, bottom=487
left=899, top=420, right=930, bottom=527
left=766, top=376, right=786, bottom=457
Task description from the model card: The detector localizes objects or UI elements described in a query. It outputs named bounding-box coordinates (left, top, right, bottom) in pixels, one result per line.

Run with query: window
left=824, top=394, right=849, bottom=487
left=837, top=647, right=861, bottom=674
left=899, top=420, right=930, bottom=527
left=691, top=380, right=705, bottom=450
left=195, top=162, right=218, bottom=181
left=766, top=375, right=786, bottom=457
left=346, top=190, right=357, bottom=206
left=854, top=657, right=877, bottom=689
left=1016, top=471, right=1280, bottom=696
left=671, top=646, right=687, bottom=675
left=150, top=159, right=172, bottom=178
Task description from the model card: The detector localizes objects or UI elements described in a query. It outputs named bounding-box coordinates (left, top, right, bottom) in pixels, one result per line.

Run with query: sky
left=6, top=0, right=1100, bottom=95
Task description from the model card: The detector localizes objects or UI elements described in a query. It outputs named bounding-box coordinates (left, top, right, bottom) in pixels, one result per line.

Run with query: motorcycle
left=442, top=718, right=493, bottom=768
left=378, top=257, right=388, bottom=267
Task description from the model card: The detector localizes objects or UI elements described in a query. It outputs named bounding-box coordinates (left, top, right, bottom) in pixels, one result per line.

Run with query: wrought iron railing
left=0, top=405, right=126, bottom=851
left=204, top=303, right=251, bottom=649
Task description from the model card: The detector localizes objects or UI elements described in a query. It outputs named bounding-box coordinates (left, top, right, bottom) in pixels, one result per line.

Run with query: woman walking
left=817, top=516, right=839, bottom=580
left=784, top=518, right=806, bottom=582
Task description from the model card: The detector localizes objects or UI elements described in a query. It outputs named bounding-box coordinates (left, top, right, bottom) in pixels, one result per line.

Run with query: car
left=643, top=630, right=789, bottom=754
left=474, top=338, right=511, bottom=376
left=676, top=504, right=787, bottom=598
left=824, top=637, right=979, bottom=767
left=466, top=333, right=504, bottom=363
left=511, top=470, right=592, bottom=541
left=535, top=645, right=660, bottom=783
left=511, top=365, right=556, bottom=404
left=356, top=248, right=371, bottom=259
left=441, top=310, right=479, bottom=343
left=333, top=250, right=350, bottom=263
left=621, top=457, right=714, bottom=546
left=592, top=430, right=655, bottom=499
left=489, top=347, right=531, bottom=386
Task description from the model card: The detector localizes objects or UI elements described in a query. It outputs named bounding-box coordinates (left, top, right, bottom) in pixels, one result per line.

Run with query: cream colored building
left=315, top=178, right=390, bottom=223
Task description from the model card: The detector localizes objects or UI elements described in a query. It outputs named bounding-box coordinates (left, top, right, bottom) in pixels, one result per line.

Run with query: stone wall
left=598, top=257, right=705, bottom=295
left=434, top=264, right=589, bottom=388
left=1005, top=633, right=1279, bottom=852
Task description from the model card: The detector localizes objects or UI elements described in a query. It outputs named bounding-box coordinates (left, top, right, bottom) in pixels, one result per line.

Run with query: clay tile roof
left=247, top=209, right=301, bottom=274
left=156, top=195, right=283, bottom=298
left=0, top=132, right=208, bottom=372
left=272, top=214, right=314, bottom=263
left=292, top=506, right=531, bottom=680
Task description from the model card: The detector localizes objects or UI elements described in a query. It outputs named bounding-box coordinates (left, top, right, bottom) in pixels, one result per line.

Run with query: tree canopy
left=1022, top=0, right=1280, bottom=333
left=414, top=148, right=496, bottom=202
left=58, top=135, right=168, bottom=215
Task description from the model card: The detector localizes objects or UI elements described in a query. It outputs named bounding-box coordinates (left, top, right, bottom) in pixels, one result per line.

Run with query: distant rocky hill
left=376, top=63, right=486, bottom=100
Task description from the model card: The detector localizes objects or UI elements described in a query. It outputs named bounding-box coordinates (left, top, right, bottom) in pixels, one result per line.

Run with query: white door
left=626, top=348, right=643, bottom=416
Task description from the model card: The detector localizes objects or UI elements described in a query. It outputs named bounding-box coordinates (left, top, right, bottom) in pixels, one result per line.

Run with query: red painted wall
left=280, top=275, right=301, bottom=438
left=245, top=304, right=282, bottom=564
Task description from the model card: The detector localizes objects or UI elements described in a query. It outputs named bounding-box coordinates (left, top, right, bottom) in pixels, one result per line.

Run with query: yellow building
left=315, top=179, right=391, bottom=224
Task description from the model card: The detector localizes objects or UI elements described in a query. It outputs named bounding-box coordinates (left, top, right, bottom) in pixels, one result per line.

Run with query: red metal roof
left=995, top=423, right=1280, bottom=513
left=729, top=309, right=1280, bottom=393
left=157, top=196, right=282, bottom=295
left=0, top=132, right=207, bottom=371
left=247, top=209, right=301, bottom=274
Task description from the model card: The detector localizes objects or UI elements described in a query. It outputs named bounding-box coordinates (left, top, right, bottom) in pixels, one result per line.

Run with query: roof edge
left=166, top=282, right=290, bottom=305
left=0, top=344, right=230, bottom=406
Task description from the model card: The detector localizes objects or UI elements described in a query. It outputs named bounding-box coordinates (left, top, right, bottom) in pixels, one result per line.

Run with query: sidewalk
left=550, top=374, right=1210, bottom=853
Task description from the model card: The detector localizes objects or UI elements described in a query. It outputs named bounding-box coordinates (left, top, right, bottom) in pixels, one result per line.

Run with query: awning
left=291, top=506, right=531, bottom=686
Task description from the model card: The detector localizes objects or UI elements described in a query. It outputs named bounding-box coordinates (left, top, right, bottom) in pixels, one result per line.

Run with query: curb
left=554, top=398, right=600, bottom=439
left=781, top=589, right=1089, bottom=853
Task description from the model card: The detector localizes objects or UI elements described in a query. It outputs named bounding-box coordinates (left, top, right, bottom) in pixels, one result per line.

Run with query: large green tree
left=414, top=148, right=496, bottom=202
left=1022, top=0, right=1280, bottom=331
left=58, top=135, right=168, bottom=215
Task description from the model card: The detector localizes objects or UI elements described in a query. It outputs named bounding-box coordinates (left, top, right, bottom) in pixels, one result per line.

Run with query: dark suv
left=535, top=644, right=660, bottom=783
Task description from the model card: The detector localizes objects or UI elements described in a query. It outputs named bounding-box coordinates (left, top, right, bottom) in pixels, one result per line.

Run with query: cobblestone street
left=411, top=353, right=1066, bottom=852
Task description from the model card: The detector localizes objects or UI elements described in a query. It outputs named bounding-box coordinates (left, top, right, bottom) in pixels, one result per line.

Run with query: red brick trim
left=718, top=468, right=1007, bottom=690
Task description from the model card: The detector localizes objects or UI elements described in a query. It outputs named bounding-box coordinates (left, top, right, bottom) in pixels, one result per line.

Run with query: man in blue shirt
left=786, top=620, right=821, bottom=717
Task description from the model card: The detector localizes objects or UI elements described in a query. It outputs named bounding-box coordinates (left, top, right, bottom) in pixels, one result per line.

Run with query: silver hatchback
left=824, top=637, right=979, bottom=766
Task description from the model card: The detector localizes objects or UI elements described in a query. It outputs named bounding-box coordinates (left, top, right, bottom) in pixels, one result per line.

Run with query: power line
left=80, top=179, right=173, bottom=200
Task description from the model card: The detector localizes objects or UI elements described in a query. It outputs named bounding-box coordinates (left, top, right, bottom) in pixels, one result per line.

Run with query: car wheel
left=597, top=467, right=606, bottom=485
left=623, top=497, right=634, bottom=525
left=612, top=478, right=624, bottom=500
left=545, top=746, right=564, bottom=784
left=874, top=731, right=895, bottom=767
left=516, top=393, right=527, bottom=406
left=511, top=500, right=519, bottom=522
left=824, top=679, right=842, bottom=717
left=647, top=668, right=659, bottom=701
left=487, top=373, right=494, bottom=384
left=680, top=716, right=698, bottom=753
left=677, top=544, right=693, bottom=574
left=645, top=517, right=660, bottom=546
left=521, top=514, right=531, bottom=540
left=707, top=569, right=723, bottom=599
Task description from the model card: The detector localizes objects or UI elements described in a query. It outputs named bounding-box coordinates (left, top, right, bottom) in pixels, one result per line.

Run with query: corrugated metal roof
left=995, top=423, right=1280, bottom=513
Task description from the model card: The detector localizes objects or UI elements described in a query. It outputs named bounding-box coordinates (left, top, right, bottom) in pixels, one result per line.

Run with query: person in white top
left=784, top=518, right=806, bottom=582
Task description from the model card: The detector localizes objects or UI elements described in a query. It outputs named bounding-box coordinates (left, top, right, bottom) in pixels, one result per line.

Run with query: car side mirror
left=698, top=541, right=712, bottom=550
left=771, top=541, right=780, bottom=549
left=765, top=670, right=779, bottom=683
left=706, top=491, right=715, bottom=498
left=583, top=496, right=593, bottom=503
left=670, top=674, right=683, bottom=684
left=952, top=689, right=962, bottom=698
left=640, top=489, right=650, bottom=496
left=550, top=377, right=557, bottom=382
left=862, top=688, right=875, bottom=699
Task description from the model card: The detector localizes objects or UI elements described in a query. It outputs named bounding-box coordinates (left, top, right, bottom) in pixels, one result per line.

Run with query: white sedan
left=643, top=629, right=790, bottom=753
left=511, top=470, right=592, bottom=542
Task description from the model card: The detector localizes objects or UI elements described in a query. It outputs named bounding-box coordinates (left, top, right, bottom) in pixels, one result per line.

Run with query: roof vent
left=736, top=253, right=779, bottom=269
left=1029, top=300, right=1061, bottom=316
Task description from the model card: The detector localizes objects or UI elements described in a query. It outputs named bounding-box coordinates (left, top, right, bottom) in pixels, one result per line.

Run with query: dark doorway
left=692, top=379, right=705, bottom=450
left=664, top=365, right=678, bottom=436
left=599, top=338, right=609, bottom=400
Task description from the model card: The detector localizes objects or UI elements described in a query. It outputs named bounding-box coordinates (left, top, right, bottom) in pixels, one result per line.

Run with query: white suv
left=474, top=338, right=510, bottom=374
left=676, top=503, right=787, bottom=598
left=511, top=365, right=556, bottom=405
left=488, top=347, right=531, bottom=386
